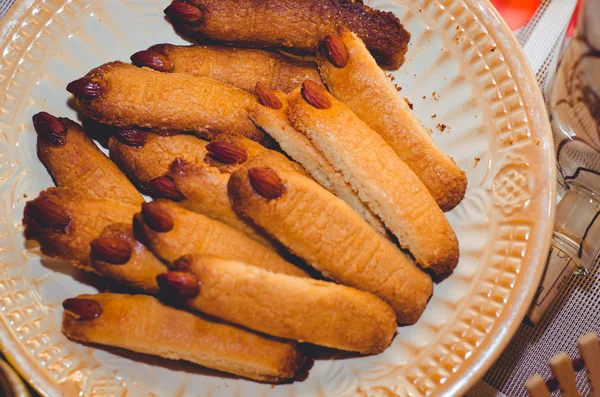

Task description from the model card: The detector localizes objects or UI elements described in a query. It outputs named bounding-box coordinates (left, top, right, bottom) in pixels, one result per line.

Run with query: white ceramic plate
left=0, top=0, right=555, bottom=396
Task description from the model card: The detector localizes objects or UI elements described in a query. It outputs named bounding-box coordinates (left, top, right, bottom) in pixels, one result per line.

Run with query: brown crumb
left=535, top=139, right=540, bottom=145
left=413, top=73, right=417, bottom=77
left=404, top=98, right=413, bottom=110
left=387, top=74, right=396, bottom=82
left=436, top=123, right=447, bottom=132
left=491, top=47, right=496, bottom=52
left=23, top=193, right=28, bottom=198
left=395, top=84, right=402, bottom=92
left=432, top=91, right=440, bottom=101
left=474, top=157, right=481, bottom=166
left=431, top=114, right=437, bottom=119
left=422, top=95, right=426, bottom=99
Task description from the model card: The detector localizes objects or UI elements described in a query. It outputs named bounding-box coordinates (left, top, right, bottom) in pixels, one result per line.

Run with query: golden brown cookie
left=317, top=29, right=467, bottom=211
left=67, top=61, right=270, bottom=145
left=158, top=255, right=396, bottom=353
left=132, top=44, right=322, bottom=93
left=23, top=188, right=139, bottom=271
left=108, top=132, right=210, bottom=194
left=249, top=85, right=387, bottom=235
left=62, top=293, right=306, bottom=383
left=108, top=132, right=276, bottom=247
left=288, top=82, right=459, bottom=275
left=163, top=0, right=410, bottom=69
left=134, top=200, right=308, bottom=277
left=228, top=152, right=433, bottom=323
left=32, top=112, right=144, bottom=206
left=90, top=223, right=167, bottom=293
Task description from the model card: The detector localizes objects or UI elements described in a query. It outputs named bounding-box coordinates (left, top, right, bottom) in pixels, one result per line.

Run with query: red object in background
left=490, top=0, right=541, bottom=30
left=566, top=0, right=582, bottom=37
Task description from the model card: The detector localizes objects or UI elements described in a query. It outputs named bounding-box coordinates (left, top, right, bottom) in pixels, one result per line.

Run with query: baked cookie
left=133, top=44, right=322, bottom=93
left=32, top=112, right=144, bottom=206
left=317, top=29, right=467, bottom=211
left=249, top=84, right=387, bottom=235
left=90, top=223, right=167, bottom=293
left=62, top=293, right=306, bottom=383
left=158, top=255, right=397, bottom=354
left=67, top=61, right=270, bottom=145
left=23, top=188, right=139, bottom=271
left=164, top=0, right=410, bottom=69
left=134, top=200, right=308, bottom=277
left=288, top=82, right=459, bottom=275
left=228, top=152, right=433, bottom=323
left=108, top=132, right=210, bottom=194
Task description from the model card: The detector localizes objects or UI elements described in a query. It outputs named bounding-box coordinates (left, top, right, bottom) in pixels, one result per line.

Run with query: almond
left=322, top=34, right=349, bottom=68
left=157, top=271, right=200, bottom=300
left=141, top=202, right=174, bottom=233
left=90, top=237, right=133, bottom=265
left=171, top=255, right=194, bottom=271
left=63, top=298, right=103, bottom=320
left=248, top=167, right=286, bottom=199
left=164, top=1, right=204, bottom=25
left=32, top=112, right=67, bottom=146
left=301, top=80, right=331, bottom=109
left=149, top=176, right=184, bottom=201
left=66, top=77, right=108, bottom=99
left=255, top=82, right=283, bottom=109
left=131, top=50, right=174, bottom=73
left=26, top=199, right=72, bottom=232
left=115, top=127, right=148, bottom=147
left=206, top=141, right=248, bottom=165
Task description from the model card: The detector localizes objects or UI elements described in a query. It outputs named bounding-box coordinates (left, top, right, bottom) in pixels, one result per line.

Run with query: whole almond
left=90, top=237, right=133, bottom=265
left=66, top=77, right=108, bottom=99
left=255, top=82, right=283, bottom=109
left=63, top=298, right=103, bottom=320
left=26, top=199, right=72, bottom=232
left=141, top=202, right=174, bottom=233
left=157, top=271, right=200, bottom=299
left=206, top=141, right=248, bottom=165
left=164, top=1, right=204, bottom=25
left=248, top=167, right=286, bottom=199
left=301, top=80, right=332, bottom=109
left=171, top=255, right=194, bottom=271
left=149, top=176, right=184, bottom=201
left=131, top=50, right=174, bottom=73
left=322, top=34, right=349, bottom=68
left=32, top=112, right=67, bottom=146
left=116, top=127, right=148, bottom=147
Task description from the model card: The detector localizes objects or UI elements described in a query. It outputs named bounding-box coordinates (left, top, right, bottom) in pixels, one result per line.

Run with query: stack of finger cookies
left=23, top=0, right=467, bottom=383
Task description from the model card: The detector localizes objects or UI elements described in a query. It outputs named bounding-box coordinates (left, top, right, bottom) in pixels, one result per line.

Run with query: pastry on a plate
left=109, top=132, right=276, bottom=247
left=134, top=200, right=308, bottom=277
left=249, top=84, right=387, bottom=235
left=316, top=29, right=467, bottom=211
left=23, top=188, right=139, bottom=271
left=62, top=293, right=307, bottom=383
left=164, top=0, right=410, bottom=69
left=108, top=132, right=210, bottom=194
left=288, top=82, right=459, bottom=275
left=32, top=112, right=144, bottom=206
left=158, top=255, right=397, bottom=353
left=90, top=223, right=167, bottom=293
left=132, top=44, right=322, bottom=93
left=167, top=158, right=276, bottom=249
left=67, top=61, right=270, bottom=145
left=228, top=152, right=433, bottom=324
